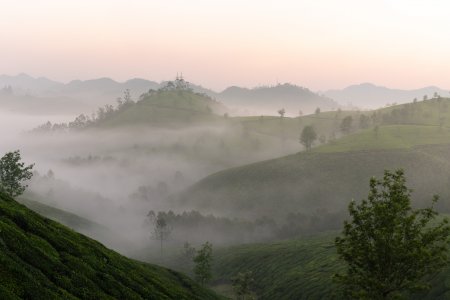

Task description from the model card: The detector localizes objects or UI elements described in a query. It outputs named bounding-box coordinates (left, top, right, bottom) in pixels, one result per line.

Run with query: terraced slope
left=211, top=234, right=450, bottom=300
left=0, top=192, right=221, bottom=299
left=176, top=124, right=450, bottom=220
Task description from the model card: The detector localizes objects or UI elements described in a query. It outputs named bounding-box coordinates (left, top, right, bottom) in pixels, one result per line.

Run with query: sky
left=1, top=0, right=450, bottom=91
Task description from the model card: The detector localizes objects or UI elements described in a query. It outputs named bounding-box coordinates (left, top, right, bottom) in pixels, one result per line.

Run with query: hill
left=217, top=83, right=339, bottom=116
left=175, top=99, right=450, bottom=221
left=82, top=86, right=228, bottom=129
left=325, top=82, right=449, bottom=109
left=0, top=192, right=221, bottom=299
left=207, top=233, right=450, bottom=299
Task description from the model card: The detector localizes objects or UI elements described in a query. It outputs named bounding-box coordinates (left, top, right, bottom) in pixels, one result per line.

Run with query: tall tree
left=0, top=150, right=34, bottom=197
left=193, top=242, right=213, bottom=286
left=149, top=211, right=172, bottom=256
left=335, top=169, right=450, bottom=299
left=300, top=125, right=317, bottom=151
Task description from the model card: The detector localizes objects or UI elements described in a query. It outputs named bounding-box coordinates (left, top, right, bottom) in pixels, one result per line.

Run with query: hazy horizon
left=2, top=0, right=450, bottom=91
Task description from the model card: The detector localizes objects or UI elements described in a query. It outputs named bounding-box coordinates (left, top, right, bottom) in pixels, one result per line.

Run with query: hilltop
left=0, top=192, right=221, bottom=299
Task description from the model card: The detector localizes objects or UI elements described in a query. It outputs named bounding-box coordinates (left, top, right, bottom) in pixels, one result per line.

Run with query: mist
left=0, top=99, right=305, bottom=258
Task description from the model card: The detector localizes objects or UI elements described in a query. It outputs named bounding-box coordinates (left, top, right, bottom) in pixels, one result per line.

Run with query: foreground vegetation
left=0, top=192, right=221, bottom=299
left=208, top=233, right=450, bottom=300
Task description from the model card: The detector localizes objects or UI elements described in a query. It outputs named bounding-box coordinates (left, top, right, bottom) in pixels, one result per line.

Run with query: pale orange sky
left=1, top=0, right=450, bottom=91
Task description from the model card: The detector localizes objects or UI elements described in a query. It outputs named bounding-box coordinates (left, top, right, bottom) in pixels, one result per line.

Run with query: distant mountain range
left=2, top=74, right=449, bottom=115
left=324, top=83, right=450, bottom=109
left=215, top=83, right=339, bottom=116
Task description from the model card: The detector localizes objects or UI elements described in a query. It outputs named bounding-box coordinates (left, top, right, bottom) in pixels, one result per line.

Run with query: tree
left=359, top=114, right=370, bottom=129
left=340, top=116, right=353, bottom=133
left=232, top=271, right=255, bottom=300
left=0, top=150, right=34, bottom=197
left=182, top=242, right=196, bottom=262
left=278, top=108, right=285, bottom=118
left=193, top=242, right=213, bottom=286
left=334, top=170, right=450, bottom=299
left=149, top=211, right=172, bottom=256
left=315, top=107, right=321, bottom=115
left=423, top=95, right=428, bottom=101
left=300, top=125, right=317, bottom=151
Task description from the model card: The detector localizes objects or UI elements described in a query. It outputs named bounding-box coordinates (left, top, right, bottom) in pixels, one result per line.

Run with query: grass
left=0, top=192, right=222, bottom=299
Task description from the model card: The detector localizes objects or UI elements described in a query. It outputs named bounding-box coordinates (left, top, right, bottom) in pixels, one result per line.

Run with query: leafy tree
left=0, top=150, right=34, bottom=197
left=193, top=242, right=213, bottom=286
left=232, top=271, right=255, bottom=300
left=278, top=108, right=285, bottom=118
left=340, top=116, right=353, bottom=133
left=423, top=95, right=428, bottom=101
left=334, top=169, right=450, bottom=299
left=300, top=125, right=317, bottom=151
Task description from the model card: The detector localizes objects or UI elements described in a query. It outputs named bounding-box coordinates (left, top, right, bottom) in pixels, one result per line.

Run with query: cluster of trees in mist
left=145, top=208, right=347, bottom=247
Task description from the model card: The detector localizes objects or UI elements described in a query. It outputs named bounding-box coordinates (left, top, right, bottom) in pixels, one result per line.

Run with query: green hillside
left=93, top=89, right=226, bottom=128
left=176, top=108, right=450, bottom=221
left=0, top=192, right=221, bottom=299
left=209, top=233, right=450, bottom=300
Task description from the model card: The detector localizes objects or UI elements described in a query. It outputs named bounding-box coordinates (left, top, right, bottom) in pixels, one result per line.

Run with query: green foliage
left=0, top=193, right=221, bottom=299
left=231, top=271, right=255, bottom=299
left=335, top=170, right=450, bottom=299
left=299, top=125, right=317, bottom=150
left=194, top=242, right=213, bottom=286
left=0, top=150, right=34, bottom=197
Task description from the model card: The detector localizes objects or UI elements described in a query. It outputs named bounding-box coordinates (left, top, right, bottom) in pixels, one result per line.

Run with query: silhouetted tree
left=149, top=212, right=172, bottom=256
left=278, top=108, right=285, bottom=118
left=300, top=126, right=317, bottom=151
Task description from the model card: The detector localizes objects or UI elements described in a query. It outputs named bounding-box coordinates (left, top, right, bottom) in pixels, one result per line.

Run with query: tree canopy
left=335, top=169, right=450, bottom=299
left=0, top=150, right=34, bottom=197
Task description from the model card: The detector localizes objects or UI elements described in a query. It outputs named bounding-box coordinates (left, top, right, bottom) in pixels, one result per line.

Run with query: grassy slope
left=177, top=142, right=450, bottom=220
left=0, top=193, right=221, bottom=300
left=211, top=234, right=450, bottom=300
